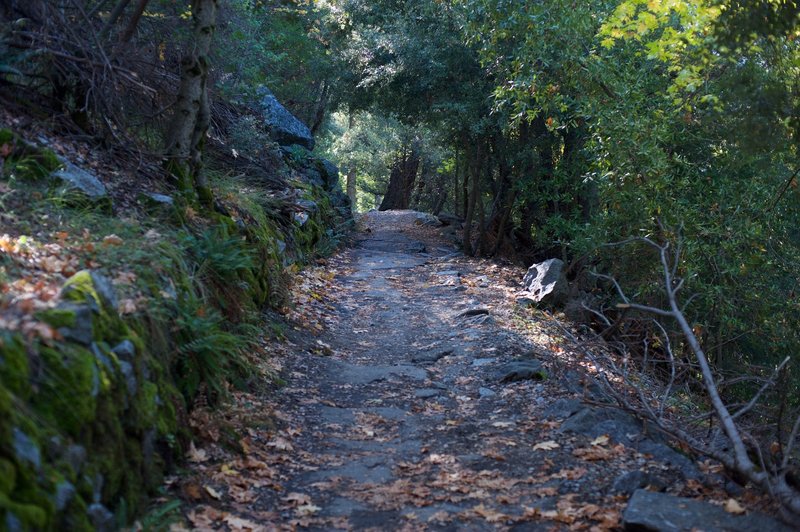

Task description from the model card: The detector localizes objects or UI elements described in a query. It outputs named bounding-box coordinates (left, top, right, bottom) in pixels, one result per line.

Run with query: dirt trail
left=173, top=211, right=777, bottom=531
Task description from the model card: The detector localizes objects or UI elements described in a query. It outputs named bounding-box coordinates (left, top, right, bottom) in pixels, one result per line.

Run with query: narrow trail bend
left=174, top=210, right=771, bottom=531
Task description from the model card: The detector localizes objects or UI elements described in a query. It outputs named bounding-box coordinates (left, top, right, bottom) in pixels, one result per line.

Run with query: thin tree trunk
left=453, top=148, right=460, bottom=217
left=98, top=0, right=132, bottom=40
left=116, top=0, right=150, bottom=45
left=164, top=0, right=217, bottom=206
left=310, top=80, right=329, bottom=135
left=463, top=140, right=483, bottom=256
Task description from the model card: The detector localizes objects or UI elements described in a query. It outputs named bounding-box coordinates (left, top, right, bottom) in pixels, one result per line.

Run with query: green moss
left=0, top=459, right=15, bottom=494
left=35, top=308, right=77, bottom=329
left=0, top=385, right=14, bottom=446
left=32, top=345, right=97, bottom=438
left=61, top=271, right=126, bottom=343
left=0, top=493, right=49, bottom=529
left=0, top=333, right=30, bottom=399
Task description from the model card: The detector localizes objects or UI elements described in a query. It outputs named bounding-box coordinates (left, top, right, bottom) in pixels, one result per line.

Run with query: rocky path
left=171, top=211, right=786, bottom=531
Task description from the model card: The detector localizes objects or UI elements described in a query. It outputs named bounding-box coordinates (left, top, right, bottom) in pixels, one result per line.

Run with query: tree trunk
left=164, top=0, right=217, bottom=207
left=462, top=140, right=483, bottom=255
left=379, top=139, right=420, bottom=211
left=310, top=80, right=329, bottom=136
left=116, top=0, right=150, bottom=46
left=453, top=148, right=461, bottom=217
left=98, top=0, right=132, bottom=40
left=345, top=112, right=357, bottom=210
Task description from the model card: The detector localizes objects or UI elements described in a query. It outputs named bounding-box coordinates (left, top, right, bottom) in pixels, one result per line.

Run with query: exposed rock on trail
left=175, top=210, right=785, bottom=531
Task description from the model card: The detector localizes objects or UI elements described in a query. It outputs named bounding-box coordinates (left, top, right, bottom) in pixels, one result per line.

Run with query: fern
left=172, top=295, right=252, bottom=404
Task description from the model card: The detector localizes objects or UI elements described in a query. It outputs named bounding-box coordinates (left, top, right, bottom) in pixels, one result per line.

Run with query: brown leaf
left=187, top=441, right=208, bottom=463
left=266, top=436, right=294, bottom=451
left=282, top=492, right=311, bottom=507
left=102, top=234, right=124, bottom=246
left=204, top=485, right=222, bottom=500
left=533, top=440, right=560, bottom=451
left=222, top=515, right=262, bottom=531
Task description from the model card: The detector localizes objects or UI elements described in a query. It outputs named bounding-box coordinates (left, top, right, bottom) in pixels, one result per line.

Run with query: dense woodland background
left=2, top=0, right=800, bottom=525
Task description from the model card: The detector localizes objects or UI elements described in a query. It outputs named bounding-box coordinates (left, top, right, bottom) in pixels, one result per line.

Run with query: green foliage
left=182, top=227, right=254, bottom=284
left=453, top=0, right=800, bottom=391
left=172, top=294, right=251, bottom=403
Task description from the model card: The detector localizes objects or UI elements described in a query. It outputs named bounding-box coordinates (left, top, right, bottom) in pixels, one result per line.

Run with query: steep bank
left=0, top=101, right=351, bottom=529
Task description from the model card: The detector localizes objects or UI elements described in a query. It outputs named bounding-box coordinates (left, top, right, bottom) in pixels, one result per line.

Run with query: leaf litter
left=159, top=211, right=777, bottom=530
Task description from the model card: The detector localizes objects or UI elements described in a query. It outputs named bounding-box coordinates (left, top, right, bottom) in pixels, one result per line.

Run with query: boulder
left=413, top=212, right=442, bottom=226
left=257, top=87, right=315, bottom=150
left=521, top=258, right=567, bottom=306
left=497, top=360, right=547, bottom=383
left=622, top=489, right=792, bottom=531
left=319, top=158, right=340, bottom=190
left=436, top=212, right=462, bottom=227
left=51, top=160, right=111, bottom=209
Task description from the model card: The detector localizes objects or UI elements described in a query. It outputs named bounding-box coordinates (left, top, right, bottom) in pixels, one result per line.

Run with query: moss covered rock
left=0, top=271, right=181, bottom=529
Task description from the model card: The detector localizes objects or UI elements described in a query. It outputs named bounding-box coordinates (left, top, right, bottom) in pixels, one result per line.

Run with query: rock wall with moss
left=0, top=123, right=352, bottom=530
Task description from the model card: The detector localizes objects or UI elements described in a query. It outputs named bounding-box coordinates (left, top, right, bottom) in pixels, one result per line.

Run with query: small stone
left=142, top=192, right=174, bottom=205
left=294, top=211, right=309, bottom=225
left=611, top=470, right=665, bottom=495
left=91, top=343, right=114, bottom=373
left=458, top=307, right=490, bottom=317
left=5, top=513, right=22, bottom=532
left=410, top=349, right=452, bottom=364
left=435, top=270, right=460, bottom=276
left=471, top=357, right=496, bottom=367
left=12, top=428, right=40, bottom=469
left=55, top=481, right=76, bottom=511
left=497, top=360, right=546, bottom=382
left=479, top=387, right=496, bottom=398
left=515, top=296, right=536, bottom=308
left=87, top=503, right=115, bottom=532
left=64, top=445, right=87, bottom=475
left=296, top=199, right=318, bottom=212
left=119, top=360, right=138, bottom=397
left=111, top=340, right=136, bottom=362
left=725, top=480, right=744, bottom=497
left=414, top=388, right=440, bottom=399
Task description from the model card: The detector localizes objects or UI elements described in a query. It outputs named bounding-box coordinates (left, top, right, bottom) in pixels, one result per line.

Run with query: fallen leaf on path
left=296, top=503, right=322, bottom=516
left=266, top=437, right=294, bottom=451
left=187, top=441, right=208, bottom=463
left=590, top=435, right=610, bottom=446
left=204, top=485, right=222, bottom=500
left=533, top=440, right=560, bottom=451
left=724, top=499, right=746, bottom=514
left=427, top=511, right=451, bottom=523
left=470, top=504, right=511, bottom=523
left=282, top=492, right=312, bottom=507
left=222, top=515, right=261, bottom=531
